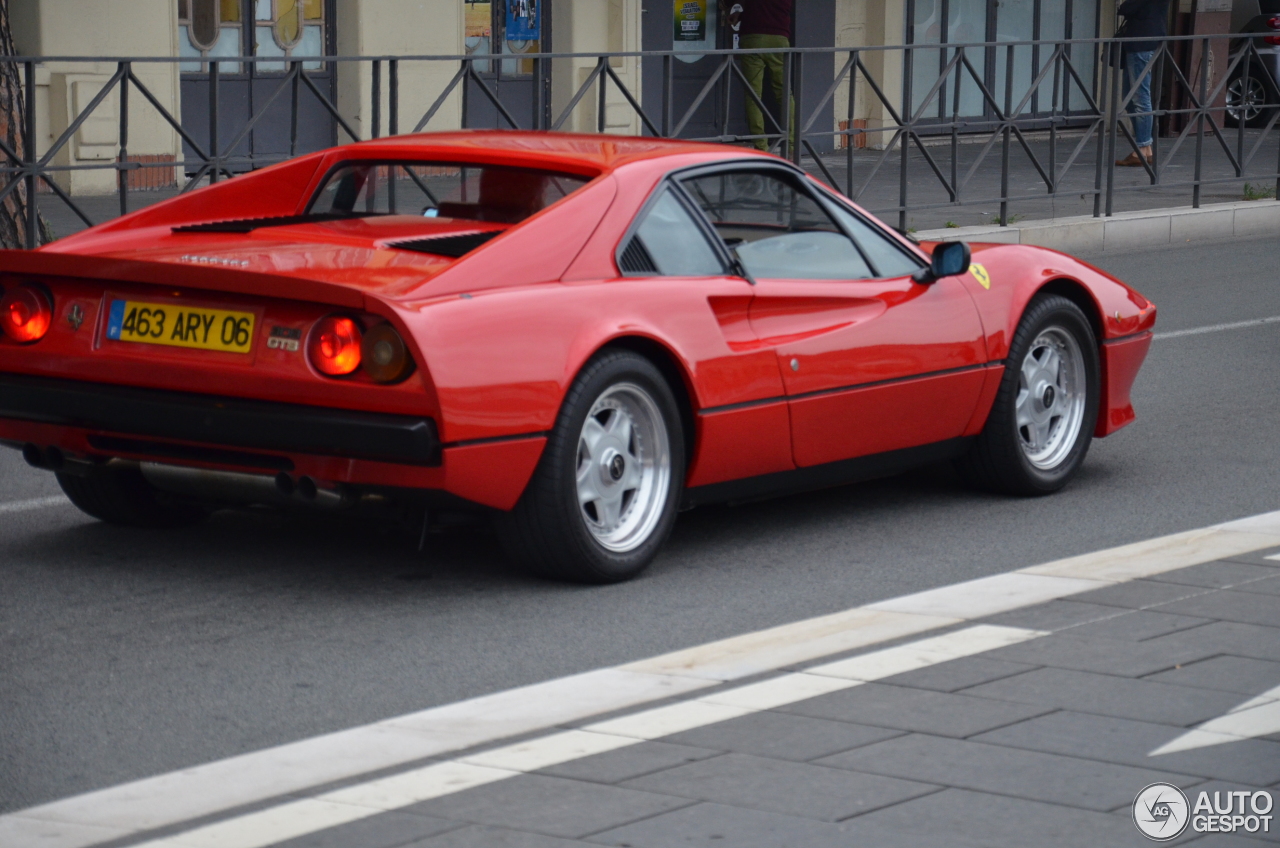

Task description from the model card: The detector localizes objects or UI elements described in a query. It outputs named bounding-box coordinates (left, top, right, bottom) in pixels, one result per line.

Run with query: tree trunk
left=0, top=0, right=50, bottom=249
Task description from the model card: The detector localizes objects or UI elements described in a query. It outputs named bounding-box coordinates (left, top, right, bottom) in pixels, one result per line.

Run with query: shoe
left=1115, top=150, right=1152, bottom=167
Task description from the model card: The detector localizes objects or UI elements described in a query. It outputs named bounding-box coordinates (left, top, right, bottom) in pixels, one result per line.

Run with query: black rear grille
left=172, top=213, right=377, bottom=233
left=391, top=231, right=504, bottom=258
left=618, top=237, right=657, bottom=275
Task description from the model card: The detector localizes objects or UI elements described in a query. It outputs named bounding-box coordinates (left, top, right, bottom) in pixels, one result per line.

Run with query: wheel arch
left=593, top=335, right=699, bottom=471
left=1036, top=277, right=1105, bottom=346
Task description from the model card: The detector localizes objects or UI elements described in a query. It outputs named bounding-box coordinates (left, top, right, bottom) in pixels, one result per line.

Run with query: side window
left=621, top=188, right=727, bottom=277
left=825, top=201, right=925, bottom=279
left=680, top=171, right=874, bottom=281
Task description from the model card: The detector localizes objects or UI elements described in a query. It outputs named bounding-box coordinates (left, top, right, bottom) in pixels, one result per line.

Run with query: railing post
left=791, top=51, right=803, bottom=165
left=1193, top=35, right=1207, bottom=208
left=951, top=46, right=961, bottom=202
left=847, top=49, right=857, bottom=198
left=662, top=53, right=673, bottom=137
left=371, top=60, right=382, bottom=140
left=118, top=61, right=130, bottom=217
left=24, top=60, right=37, bottom=248
left=782, top=48, right=794, bottom=159
left=1151, top=46, right=1163, bottom=183
left=533, top=55, right=544, bottom=130
left=1000, top=43, right=1013, bottom=226
left=1236, top=43, right=1249, bottom=178
left=460, top=59, right=470, bottom=129
left=389, top=59, right=399, bottom=136
left=1105, top=41, right=1120, bottom=216
left=1049, top=45, right=1061, bottom=192
left=209, top=61, right=219, bottom=183
left=597, top=55, right=608, bottom=134
left=289, top=61, right=300, bottom=157
left=1092, top=45, right=1106, bottom=217
left=899, top=45, right=911, bottom=232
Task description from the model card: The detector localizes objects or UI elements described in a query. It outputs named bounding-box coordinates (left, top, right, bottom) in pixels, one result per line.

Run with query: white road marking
left=1266, top=552, right=1280, bottom=562
left=125, top=624, right=1044, bottom=848
left=1149, top=683, right=1280, bottom=755
left=1154, top=315, right=1280, bottom=340
left=5, top=509, right=1280, bottom=848
left=0, top=495, right=69, bottom=514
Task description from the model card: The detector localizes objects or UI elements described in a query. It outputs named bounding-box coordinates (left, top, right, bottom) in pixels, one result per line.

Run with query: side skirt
left=680, top=437, right=974, bottom=509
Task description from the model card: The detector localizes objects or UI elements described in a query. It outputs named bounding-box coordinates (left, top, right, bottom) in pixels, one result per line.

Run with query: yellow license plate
left=106, top=299, right=255, bottom=354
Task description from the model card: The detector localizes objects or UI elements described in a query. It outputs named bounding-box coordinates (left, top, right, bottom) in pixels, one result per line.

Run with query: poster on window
left=675, top=0, right=707, bottom=41
left=505, top=0, right=539, bottom=41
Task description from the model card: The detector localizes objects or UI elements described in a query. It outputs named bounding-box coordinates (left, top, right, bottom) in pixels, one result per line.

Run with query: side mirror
left=913, top=241, right=971, bottom=284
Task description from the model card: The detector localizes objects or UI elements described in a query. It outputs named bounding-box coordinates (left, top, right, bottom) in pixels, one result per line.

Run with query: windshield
left=307, top=162, right=593, bottom=224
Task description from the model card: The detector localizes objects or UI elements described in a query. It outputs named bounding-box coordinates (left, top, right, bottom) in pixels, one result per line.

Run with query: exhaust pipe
left=142, top=464, right=353, bottom=510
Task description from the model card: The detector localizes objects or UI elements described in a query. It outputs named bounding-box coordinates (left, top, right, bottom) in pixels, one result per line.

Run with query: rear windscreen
left=307, top=162, right=593, bottom=224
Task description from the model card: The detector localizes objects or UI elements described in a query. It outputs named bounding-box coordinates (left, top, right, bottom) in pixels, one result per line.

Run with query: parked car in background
left=1227, top=0, right=1280, bottom=125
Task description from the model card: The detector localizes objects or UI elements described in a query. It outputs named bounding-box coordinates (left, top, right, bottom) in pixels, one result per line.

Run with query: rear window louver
left=618, top=237, right=658, bottom=275
left=172, top=213, right=371, bottom=233
left=390, top=230, right=504, bottom=258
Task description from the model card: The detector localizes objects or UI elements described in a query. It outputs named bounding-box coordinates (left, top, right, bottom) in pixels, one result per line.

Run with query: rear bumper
left=0, top=372, right=441, bottom=467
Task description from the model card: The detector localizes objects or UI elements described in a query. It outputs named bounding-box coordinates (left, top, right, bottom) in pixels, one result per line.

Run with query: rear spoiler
left=0, top=250, right=366, bottom=309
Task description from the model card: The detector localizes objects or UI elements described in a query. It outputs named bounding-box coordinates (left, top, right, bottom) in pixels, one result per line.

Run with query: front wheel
left=956, top=294, right=1100, bottom=495
left=497, top=350, right=685, bottom=583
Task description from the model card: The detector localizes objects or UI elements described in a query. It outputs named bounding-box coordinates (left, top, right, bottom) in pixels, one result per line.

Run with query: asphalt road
left=3, top=235, right=1279, bottom=814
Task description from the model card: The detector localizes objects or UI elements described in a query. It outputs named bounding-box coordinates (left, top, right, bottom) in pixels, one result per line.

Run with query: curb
left=914, top=198, right=1280, bottom=254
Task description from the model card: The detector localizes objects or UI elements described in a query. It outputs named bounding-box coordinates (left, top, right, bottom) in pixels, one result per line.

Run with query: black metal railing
left=3, top=33, right=1277, bottom=246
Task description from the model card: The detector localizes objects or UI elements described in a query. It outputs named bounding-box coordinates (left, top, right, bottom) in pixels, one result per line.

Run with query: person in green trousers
left=722, top=0, right=796, bottom=152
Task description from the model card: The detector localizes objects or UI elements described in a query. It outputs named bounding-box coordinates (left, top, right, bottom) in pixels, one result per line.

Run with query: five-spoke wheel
left=957, top=293, right=1100, bottom=495
left=498, top=350, right=684, bottom=583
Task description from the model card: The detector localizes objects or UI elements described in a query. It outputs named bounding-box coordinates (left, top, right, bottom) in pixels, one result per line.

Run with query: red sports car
left=0, top=132, right=1155, bottom=582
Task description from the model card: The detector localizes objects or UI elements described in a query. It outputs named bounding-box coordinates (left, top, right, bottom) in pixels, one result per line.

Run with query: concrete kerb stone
left=914, top=198, right=1279, bottom=253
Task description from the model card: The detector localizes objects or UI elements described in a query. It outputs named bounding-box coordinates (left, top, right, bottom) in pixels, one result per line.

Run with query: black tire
left=956, top=294, right=1100, bottom=496
left=497, top=350, right=685, bottom=584
left=57, top=463, right=208, bottom=528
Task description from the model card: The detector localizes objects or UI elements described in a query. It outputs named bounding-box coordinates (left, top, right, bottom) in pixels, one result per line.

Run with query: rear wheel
left=956, top=294, right=1099, bottom=495
left=498, top=350, right=684, bottom=583
left=57, top=463, right=208, bottom=528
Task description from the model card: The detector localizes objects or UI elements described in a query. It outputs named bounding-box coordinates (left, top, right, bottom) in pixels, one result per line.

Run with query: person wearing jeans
left=1116, top=0, right=1171, bottom=166
left=722, top=0, right=796, bottom=152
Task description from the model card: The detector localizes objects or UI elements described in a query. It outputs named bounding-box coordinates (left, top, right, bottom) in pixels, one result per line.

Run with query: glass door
left=178, top=0, right=336, bottom=173
left=907, top=0, right=1099, bottom=126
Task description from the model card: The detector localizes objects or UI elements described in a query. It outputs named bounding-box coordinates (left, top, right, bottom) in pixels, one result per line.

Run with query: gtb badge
left=267, top=326, right=301, bottom=352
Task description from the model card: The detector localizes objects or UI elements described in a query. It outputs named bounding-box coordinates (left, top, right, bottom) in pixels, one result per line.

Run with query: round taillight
left=361, top=322, right=413, bottom=383
left=308, top=316, right=362, bottom=376
left=1268, top=15, right=1280, bottom=28
left=1, top=285, right=52, bottom=343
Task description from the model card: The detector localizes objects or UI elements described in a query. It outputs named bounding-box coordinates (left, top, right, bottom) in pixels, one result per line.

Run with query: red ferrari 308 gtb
left=0, top=132, right=1155, bottom=582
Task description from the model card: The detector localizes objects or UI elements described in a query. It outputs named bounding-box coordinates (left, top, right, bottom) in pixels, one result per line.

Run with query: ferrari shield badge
left=970, top=263, right=991, bottom=289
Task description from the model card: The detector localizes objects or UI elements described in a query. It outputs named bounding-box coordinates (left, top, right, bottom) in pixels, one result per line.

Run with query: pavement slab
left=618, top=752, right=937, bottom=822
left=981, top=632, right=1217, bottom=677
left=972, top=711, right=1280, bottom=786
left=266, top=812, right=458, bottom=848
left=777, top=682, right=1052, bottom=737
left=1154, top=590, right=1280, bottom=629
left=877, top=655, right=1037, bottom=693
left=401, top=775, right=692, bottom=840
left=814, top=732, right=1199, bottom=812
left=536, top=742, right=721, bottom=785
left=1145, top=656, right=1280, bottom=696
left=661, top=711, right=906, bottom=762
left=959, top=666, right=1249, bottom=726
left=1149, top=562, right=1280, bottom=589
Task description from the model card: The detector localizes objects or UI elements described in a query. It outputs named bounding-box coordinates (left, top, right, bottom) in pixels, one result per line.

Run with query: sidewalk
left=28, top=129, right=1278, bottom=243
left=243, top=552, right=1278, bottom=848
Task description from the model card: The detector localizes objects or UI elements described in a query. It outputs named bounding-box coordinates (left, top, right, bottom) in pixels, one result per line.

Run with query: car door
left=615, top=183, right=794, bottom=488
left=678, top=167, right=989, bottom=469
